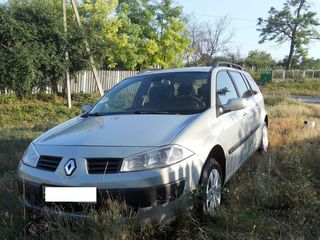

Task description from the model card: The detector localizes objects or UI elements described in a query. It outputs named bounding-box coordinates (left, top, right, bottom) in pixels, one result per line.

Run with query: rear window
left=229, top=71, right=253, bottom=98
left=243, top=73, right=260, bottom=94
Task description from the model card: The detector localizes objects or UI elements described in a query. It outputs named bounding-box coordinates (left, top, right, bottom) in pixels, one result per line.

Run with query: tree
left=187, top=17, right=233, bottom=66
left=257, top=0, right=320, bottom=70
left=0, top=0, right=193, bottom=96
left=116, top=0, right=191, bottom=69
left=154, top=0, right=191, bottom=68
left=245, top=50, right=276, bottom=70
left=79, top=0, right=121, bottom=69
left=300, top=57, right=320, bottom=70
left=224, top=47, right=243, bottom=65
left=115, top=0, right=159, bottom=70
left=0, top=0, right=67, bottom=96
left=278, top=55, right=300, bottom=69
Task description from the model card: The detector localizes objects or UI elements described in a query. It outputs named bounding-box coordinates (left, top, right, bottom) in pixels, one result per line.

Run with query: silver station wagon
left=17, top=62, right=268, bottom=223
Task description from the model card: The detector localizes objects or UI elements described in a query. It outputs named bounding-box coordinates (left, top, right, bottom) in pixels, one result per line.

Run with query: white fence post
left=117, top=70, right=120, bottom=84
left=82, top=71, right=87, bottom=93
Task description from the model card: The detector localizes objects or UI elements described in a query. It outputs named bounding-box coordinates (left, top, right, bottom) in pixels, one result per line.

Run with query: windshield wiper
left=131, top=110, right=173, bottom=114
left=85, top=112, right=104, bottom=117
left=175, top=109, right=206, bottom=114
left=82, top=110, right=180, bottom=117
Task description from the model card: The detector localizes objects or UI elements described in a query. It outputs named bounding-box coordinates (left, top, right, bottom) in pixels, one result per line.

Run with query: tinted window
left=229, top=71, right=252, bottom=98
left=216, top=71, right=238, bottom=105
left=243, top=73, right=260, bottom=94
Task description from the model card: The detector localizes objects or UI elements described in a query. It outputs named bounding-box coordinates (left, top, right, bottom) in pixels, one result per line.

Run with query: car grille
left=86, top=158, right=122, bottom=174
left=37, top=156, right=63, bottom=171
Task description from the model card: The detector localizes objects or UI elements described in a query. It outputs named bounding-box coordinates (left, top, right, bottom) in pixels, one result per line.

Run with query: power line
left=185, top=12, right=257, bottom=23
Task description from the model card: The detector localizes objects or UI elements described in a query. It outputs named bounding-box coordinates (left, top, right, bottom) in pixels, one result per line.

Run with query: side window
left=229, top=71, right=252, bottom=98
left=216, top=71, right=238, bottom=105
left=243, top=73, right=260, bottom=94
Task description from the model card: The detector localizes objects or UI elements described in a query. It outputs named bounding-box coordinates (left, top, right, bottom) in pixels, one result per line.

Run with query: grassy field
left=262, top=79, right=320, bottom=96
left=0, top=80, right=319, bottom=239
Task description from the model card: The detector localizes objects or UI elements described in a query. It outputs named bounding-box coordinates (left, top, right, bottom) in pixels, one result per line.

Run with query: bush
left=0, top=94, right=17, bottom=104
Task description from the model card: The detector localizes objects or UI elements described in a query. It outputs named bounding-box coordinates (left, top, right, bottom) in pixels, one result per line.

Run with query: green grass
left=0, top=85, right=319, bottom=239
left=261, top=79, right=320, bottom=96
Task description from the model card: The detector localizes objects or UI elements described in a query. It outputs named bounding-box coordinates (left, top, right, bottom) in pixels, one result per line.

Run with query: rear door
left=242, top=72, right=265, bottom=149
left=228, top=71, right=260, bottom=159
left=215, top=70, right=250, bottom=177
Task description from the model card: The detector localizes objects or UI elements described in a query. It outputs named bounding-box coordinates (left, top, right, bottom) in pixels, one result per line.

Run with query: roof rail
left=137, top=69, right=159, bottom=75
left=211, top=61, right=243, bottom=71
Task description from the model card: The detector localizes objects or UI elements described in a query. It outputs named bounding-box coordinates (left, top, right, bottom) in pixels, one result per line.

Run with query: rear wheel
left=259, top=122, right=268, bottom=153
left=199, top=159, right=222, bottom=215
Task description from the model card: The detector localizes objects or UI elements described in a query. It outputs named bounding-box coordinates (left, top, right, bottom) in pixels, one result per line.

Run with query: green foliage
left=116, top=0, right=191, bottom=69
left=300, top=57, right=320, bottom=70
left=153, top=0, right=191, bottom=68
left=0, top=0, right=191, bottom=96
left=0, top=0, right=68, bottom=96
left=257, top=0, right=320, bottom=70
left=245, top=50, right=276, bottom=70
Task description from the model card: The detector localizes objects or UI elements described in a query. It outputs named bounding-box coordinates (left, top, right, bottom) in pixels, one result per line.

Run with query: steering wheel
left=174, top=96, right=203, bottom=109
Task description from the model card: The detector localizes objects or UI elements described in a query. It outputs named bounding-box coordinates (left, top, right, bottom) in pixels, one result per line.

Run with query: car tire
left=199, top=158, right=222, bottom=216
left=258, top=122, right=268, bottom=153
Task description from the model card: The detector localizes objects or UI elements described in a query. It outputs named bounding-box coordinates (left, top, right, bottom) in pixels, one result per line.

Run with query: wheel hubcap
left=206, top=169, right=222, bottom=215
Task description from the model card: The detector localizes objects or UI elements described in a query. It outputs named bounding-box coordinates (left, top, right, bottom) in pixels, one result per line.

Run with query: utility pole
left=69, top=0, right=104, bottom=97
left=62, top=0, right=72, bottom=108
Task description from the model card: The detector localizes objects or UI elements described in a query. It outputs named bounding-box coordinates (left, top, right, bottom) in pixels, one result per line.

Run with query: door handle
left=243, top=112, right=248, bottom=117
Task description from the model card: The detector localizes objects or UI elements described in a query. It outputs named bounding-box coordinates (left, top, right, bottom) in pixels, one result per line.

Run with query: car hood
left=34, top=114, right=199, bottom=147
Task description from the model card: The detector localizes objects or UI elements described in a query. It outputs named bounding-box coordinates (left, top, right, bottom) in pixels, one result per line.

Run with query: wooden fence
left=1, top=70, right=139, bottom=94
left=58, top=70, right=139, bottom=93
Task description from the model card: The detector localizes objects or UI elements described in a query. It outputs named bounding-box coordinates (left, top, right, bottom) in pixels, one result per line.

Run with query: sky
left=177, top=0, right=320, bottom=60
left=0, top=0, right=318, bottom=60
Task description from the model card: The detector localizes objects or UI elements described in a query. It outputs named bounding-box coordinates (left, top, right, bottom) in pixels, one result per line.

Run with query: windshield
left=88, top=72, right=210, bottom=115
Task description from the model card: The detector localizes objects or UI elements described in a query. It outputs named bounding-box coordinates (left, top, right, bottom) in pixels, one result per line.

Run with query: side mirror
left=82, top=105, right=92, bottom=113
left=223, top=98, right=248, bottom=112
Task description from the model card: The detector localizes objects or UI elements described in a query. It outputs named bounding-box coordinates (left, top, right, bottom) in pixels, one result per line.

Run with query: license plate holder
left=43, top=186, right=97, bottom=203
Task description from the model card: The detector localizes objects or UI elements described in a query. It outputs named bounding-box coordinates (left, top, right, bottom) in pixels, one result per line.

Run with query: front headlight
left=121, top=145, right=194, bottom=172
left=22, top=144, right=40, bottom=167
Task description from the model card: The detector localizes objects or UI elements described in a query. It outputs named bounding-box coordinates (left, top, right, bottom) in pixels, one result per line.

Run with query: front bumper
left=17, top=177, right=190, bottom=223
left=17, top=177, right=185, bottom=210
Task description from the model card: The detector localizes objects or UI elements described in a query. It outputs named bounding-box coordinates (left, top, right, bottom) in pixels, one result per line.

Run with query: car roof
left=137, top=64, right=245, bottom=77
left=137, top=67, right=212, bottom=76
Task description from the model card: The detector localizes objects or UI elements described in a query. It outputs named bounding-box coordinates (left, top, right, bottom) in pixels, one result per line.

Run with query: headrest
left=178, top=84, right=195, bottom=96
left=198, top=84, right=208, bottom=100
left=149, top=85, right=172, bottom=103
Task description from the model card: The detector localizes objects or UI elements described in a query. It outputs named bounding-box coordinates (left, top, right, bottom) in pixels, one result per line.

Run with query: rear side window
left=229, top=71, right=253, bottom=98
left=216, top=71, right=238, bottom=105
left=243, top=73, right=260, bottom=94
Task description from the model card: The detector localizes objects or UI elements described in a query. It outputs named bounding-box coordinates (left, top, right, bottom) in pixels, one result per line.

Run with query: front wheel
left=199, top=159, right=222, bottom=215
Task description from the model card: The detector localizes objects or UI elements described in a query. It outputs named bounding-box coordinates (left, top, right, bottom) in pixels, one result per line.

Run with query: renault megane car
left=17, top=62, right=268, bottom=222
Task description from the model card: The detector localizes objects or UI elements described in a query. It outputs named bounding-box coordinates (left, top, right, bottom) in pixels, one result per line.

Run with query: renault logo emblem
left=65, top=159, right=76, bottom=176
